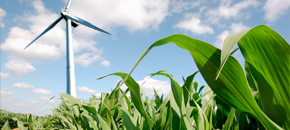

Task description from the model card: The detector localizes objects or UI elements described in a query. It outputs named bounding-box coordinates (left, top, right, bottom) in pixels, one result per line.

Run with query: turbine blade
left=64, top=0, right=72, bottom=12
left=64, top=14, right=111, bottom=35
left=24, top=16, right=63, bottom=50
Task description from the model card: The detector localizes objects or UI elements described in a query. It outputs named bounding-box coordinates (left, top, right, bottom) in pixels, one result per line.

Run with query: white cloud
left=216, top=31, right=230, bottom=49
left=170, top=0, right=203, bottom=13
left=77, top=86, right=96, bottom=94
left=174, top=16, right=214, bottom=35
left=215, top=22, right=250, bottom=49
left=95, top=93, right=102, bottom=98
left=0, top=0, right=102, bottom=61
left=101, top=60, right=110, bottom=67
left=230, top=22, right=250, bottom=33
left=121, top=76, right=171, bottom=96
left=263, top=0, right=290, bottom=22
left=33, top=88, right=52, bottom=95
left=0, top=8, right=6, bottom=27
left=0, top=88, right=14, bottom=105
left=206, top=0, right=259, bottom=24
left=11, top=99, right=54, bottom=116
left=27, top=100, right=39, bottom=104
left=0, top=89, right=13, bottom=95
left=16, top=103, right=27, bottom=107
left=4, top=59, right=36, bottom=77
left=1, top=0, right=171, bottom=78
left=1, top=0, right=110, bottom=77
left=75, top=53, right=101, bottom=67
left=68, top=0, right=169, bottom=31
left=1, top=0, right=66, bottom=62
left=0, top=72, right=9, bottom=79
left=13, top=82, right=35, bottom=89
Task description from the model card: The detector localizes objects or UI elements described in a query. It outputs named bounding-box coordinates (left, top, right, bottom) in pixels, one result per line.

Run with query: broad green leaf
left=169, top=92, right=181, bottom=130
left=236, top=111, right=250, bottom=130
left=52, top=109, right=78, bottom=129
left=81, top=114, right=91, bottom=129
left=219, top=25, right=290, bottom=129
left=151, top=71, right=193, bottom=130
left=215, top=96, right=231, bottom=129
left=245, top=62, right=258, bottom=91
left=83, top=105, right=97, bottom=115
left=17, top=120, right=27, bottom=130
left=120, top=34, right=281, bottom=129
left=193, top=99, right=210, bottom=130
left=194, top=82, right=198, bottom=92
left=81, top=113, right=99, bottom=130
left=97, top=114, right=111, bottom=130
left=59, top=93, right=83, bottom=106
left=121, top=108, right=138, bottom=130
left=217, top=28, right=251, bottom=78
left=156, top=101, right=171, bottom=129
left=1, top=120, right=11, bottom=130
left=222, top=108, right=235, bottom=130
left=150, top=71, right=183, bottom=109
left=98, top=73, right=152, bottom=127
left=182, top=71, right=199, bottom=105
left=154, top=92, right=171, bottom=129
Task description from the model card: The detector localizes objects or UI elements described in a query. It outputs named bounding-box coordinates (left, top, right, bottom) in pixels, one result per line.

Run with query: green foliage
left=0, top=109, right=27, bottom=129
left=0, top=109, right=63, bottom=129
left=2, top=25, right=288, bottom=130
left=117, top=25, right=288, bottom=129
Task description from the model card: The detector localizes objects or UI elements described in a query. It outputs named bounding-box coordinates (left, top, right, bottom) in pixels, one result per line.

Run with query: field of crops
left=1, top=25, right=289, bottom=130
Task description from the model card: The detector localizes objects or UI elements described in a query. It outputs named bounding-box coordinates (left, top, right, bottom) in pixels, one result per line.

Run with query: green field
left=1, top=25, right=289, bottom=130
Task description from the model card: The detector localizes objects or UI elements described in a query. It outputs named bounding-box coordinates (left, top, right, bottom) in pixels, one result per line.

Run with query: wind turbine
left=24, top=0, right=110, bottom=97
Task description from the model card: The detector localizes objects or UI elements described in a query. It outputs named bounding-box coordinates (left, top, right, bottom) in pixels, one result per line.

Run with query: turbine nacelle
left=61, top=12, right=79, bottom=28
left=24, top=11, right=110, bottom=50
left=24, top=0, right=110, bottom=97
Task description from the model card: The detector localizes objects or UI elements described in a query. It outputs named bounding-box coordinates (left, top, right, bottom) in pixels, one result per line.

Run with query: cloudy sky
left=1, top=0, right=289, bottom=116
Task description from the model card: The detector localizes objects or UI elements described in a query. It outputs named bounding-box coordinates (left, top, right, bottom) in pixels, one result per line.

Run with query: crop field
left=0, top=25, right=289, bottom=130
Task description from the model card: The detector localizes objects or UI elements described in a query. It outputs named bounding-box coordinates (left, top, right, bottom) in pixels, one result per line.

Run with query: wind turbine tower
left=24, top=0, right=110, bottom=97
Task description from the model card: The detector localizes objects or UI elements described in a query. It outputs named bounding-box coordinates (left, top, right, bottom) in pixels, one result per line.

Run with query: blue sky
left=0, top=0, right=289, bottom=116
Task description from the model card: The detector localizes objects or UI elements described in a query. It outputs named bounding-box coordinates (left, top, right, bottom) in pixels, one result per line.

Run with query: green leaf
left=121, top=108, right=138, bottom=130
left=120, top=33, right=281, bottom=129
left=222, top=108, right=235, bottom=130
left=98, top=73, right=152, bottom=127
left=217, top=28, right=251, bottom=79
left=81, top=113, right=99, bottom=130
left=182, top=71, right=199, bottom=105
left=17, top=120, right=27, bottom=130
left=245, top=62, right=258, bottom=91
left=219, top=25, right=290, bottom=129
left=1, top=120, right=11, bottom=130
left=193, top=99, right=210, bottom=130
left=59, top=93, right=83, bottom=106
left=97, top=114, right=111, bottom=130
left=151, top=71, right=193, bottom=130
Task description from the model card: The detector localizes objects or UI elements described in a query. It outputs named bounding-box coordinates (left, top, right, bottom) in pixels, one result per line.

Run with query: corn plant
left=2, top=25, right=288, bottom=130
left=0, top=110, right=63, bottom=130
left=48, top=70, right=264, bottom=129
left=119, top=25, right=289, bottom=129
left=49, top=71, right=219, bottom=130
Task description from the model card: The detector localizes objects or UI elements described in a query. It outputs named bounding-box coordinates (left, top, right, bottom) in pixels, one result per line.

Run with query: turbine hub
left=61, top=12, right=79, bottom=28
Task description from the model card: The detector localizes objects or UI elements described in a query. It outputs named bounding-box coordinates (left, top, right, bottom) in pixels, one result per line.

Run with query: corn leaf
left=121, top=108, right=138, bottom=130
left=1, top=120, right=11, bottom=130
left=98, top=73, right=153, bottom=127
left=222, top=108, right=235, bottom=130
left=219, top=25, right=290, bottom=129
left=17, top=120, right=27, bottom=130
left=182, top=71, right=199, bottom=105
left=122, top=33, right=281, bottom=129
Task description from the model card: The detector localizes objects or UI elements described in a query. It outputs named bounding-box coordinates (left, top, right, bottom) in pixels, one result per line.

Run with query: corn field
left=1, top=25, right=289, bottom=130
